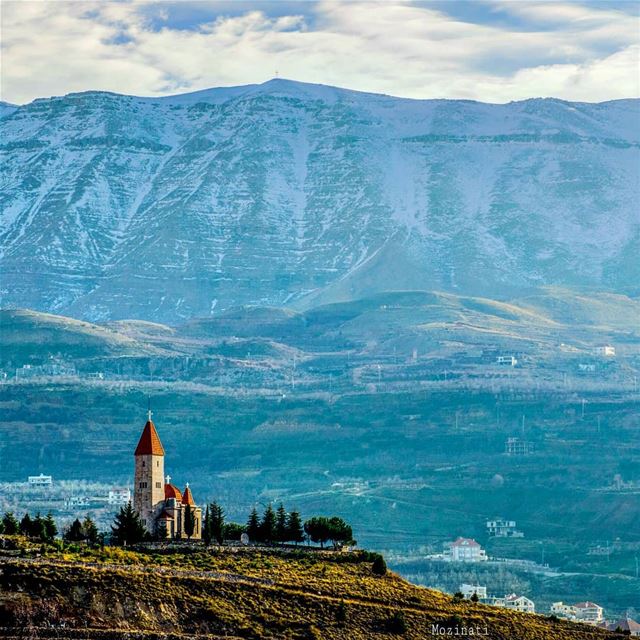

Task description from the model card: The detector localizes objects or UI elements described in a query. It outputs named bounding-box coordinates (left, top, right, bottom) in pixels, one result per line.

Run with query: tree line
left=1, top=502, right=356, bottom=551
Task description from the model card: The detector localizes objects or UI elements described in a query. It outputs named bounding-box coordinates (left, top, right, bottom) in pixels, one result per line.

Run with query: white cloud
left=0, top=0, right=638, bottom=104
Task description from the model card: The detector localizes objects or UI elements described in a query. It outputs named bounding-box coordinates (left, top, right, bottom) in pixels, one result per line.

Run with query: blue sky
left=2, top=0, right=638, bottom=104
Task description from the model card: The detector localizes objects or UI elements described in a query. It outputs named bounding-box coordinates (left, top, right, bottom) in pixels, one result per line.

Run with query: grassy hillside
left=0, top=308, right=168, bottom=364
left=0, top=538, right=616, bottom=640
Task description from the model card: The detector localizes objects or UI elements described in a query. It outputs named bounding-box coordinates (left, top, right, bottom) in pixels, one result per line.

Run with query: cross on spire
left=165, top=474, right=171, bottom=484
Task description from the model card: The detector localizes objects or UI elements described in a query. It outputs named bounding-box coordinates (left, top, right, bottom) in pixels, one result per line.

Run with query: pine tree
left=372, top=554, right=387, bottom=576
left=184, top=504, right=195, bottom=539
left=0, top=518, right=3, bottom=535
left=2, top=512, right=19, bottom=535
left=19, top=513, right=33, bottom=537
left=82, top=516, right=99, bottom=545
left=64, top=518, right=85, bottom=542
left=202, top=505, right=212, bottom=545
left=111, top=502, right=147, bottom=546
left=247, top=508, right=260, bottom=543
left=275, top=503, right=288, bottom=544
left=43, top=513, right=57, bottom=542
left=287, top=511, right=305, bottom=545
left=210, top=502, right=225, bottom=545
left=327, top=516, right=352, bottom=549
left=303, top=517, right=331, bottom=548
left=31, top=514, right=47, bottom=542
left=260, top=504, right=276, bottom=544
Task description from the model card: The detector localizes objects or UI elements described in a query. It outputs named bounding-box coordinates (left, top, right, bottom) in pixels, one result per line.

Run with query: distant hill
left=1, top=79, right=638, bottom=322
left=0, top=308, right=167, bottom=364
left=0, top=541, right=615, bottom=640
left=2, top=286, right=639, bottom=367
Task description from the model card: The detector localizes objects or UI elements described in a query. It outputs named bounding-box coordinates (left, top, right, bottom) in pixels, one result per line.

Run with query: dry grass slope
left=0, top=540, right=619, bottom=640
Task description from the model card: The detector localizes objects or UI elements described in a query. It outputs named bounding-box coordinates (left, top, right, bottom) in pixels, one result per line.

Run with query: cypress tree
left=184, top=504, right=195, bottom=539
left=202, top=505, right=212, bottom=545
left=2, top=512, right=19, bottom=535
left=275, top=503, right=288, bottom=544
left=286, top=510, right=305, bottom=545
left=247, top=508, right=260, bottom=542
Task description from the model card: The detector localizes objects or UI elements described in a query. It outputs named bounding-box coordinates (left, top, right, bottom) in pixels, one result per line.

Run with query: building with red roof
left=133, top=411, right=202, bottom=540
left=447, top=537, right=488, bottom=562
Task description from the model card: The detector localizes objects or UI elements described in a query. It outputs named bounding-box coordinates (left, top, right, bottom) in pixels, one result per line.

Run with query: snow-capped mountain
left=1, top=79, right=638, bottom=322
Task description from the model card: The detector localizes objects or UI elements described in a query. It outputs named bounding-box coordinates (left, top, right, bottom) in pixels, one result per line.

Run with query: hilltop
left=0, top=538, right=616, bottom=639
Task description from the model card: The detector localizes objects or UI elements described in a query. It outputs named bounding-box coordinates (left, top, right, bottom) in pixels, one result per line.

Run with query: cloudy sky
left=1, top=0, right=638, bottom=104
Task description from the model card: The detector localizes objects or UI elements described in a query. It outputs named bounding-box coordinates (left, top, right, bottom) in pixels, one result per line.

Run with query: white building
left=447, top=537, right=487, bottom=562
left=594, top=345, right=615, bottom=357
left=497, top=355, right=518, bottom=366
left=503, top=594, right=535, bottom=613
left=550, top=602, right=578, bottom=619
left=65, top=496, right=90, bottom=508
left=486, top=518, right=524, bottom=538
left=574, top=601, right=604, bottom=623
left=28, top=473, right=52, bottom=486
left=108, top=487, right=131, bottom=505
left=460, top=584, right=487, bottom=599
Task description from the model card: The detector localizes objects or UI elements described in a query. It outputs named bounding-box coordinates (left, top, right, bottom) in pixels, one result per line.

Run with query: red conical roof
left=134, top=419, right=165, bottom=456
left=182, top=485, right=195, bottom=506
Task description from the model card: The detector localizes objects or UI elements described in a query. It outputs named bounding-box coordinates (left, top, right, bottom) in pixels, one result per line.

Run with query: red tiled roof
left=164, top=484, right=182, bottom=501
left=451, top=537, right=480, bottom=547
left=134, top=419, right=165, bottom=456
left=182, top=485, right=195, bottom=506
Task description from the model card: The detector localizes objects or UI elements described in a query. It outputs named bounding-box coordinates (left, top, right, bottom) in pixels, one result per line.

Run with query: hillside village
left=1, top=412, right=637, bottom=634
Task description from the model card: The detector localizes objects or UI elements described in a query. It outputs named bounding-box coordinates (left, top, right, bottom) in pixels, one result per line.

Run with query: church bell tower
left=133, top=410, right=165, bottom=532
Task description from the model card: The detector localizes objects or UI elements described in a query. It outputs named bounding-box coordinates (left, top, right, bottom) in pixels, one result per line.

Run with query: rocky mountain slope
left=1, top=80, right=638, bottom=323
left=0, top=539, right=616, bottom=640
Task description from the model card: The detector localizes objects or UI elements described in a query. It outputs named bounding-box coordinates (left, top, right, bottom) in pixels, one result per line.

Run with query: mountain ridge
left=1, top=79, right=638, bottom=322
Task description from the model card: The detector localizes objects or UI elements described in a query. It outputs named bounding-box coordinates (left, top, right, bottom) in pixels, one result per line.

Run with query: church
left=134, top=411, right=202, bottom=539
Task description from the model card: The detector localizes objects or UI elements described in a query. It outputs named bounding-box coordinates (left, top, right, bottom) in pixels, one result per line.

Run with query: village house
left=446, top=537, right=487, bottom=562
left=600, top=617, right=640, bottom=636
left=108, top=487, right=131, bottom=506
left=485, top=594, right=535, bottom=613
left=574, top=601, right=604, bottom=623
left=550, top=602, right=578, bottom=619
left=28, top=473, right=52, bottom=487
left=134, top=412, right=202, bottom=539
left=486, top=518, right=524, bottom=538
left=460, top=583, right=487, bottom=599
left=503, top=594, right=535, bottom=613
